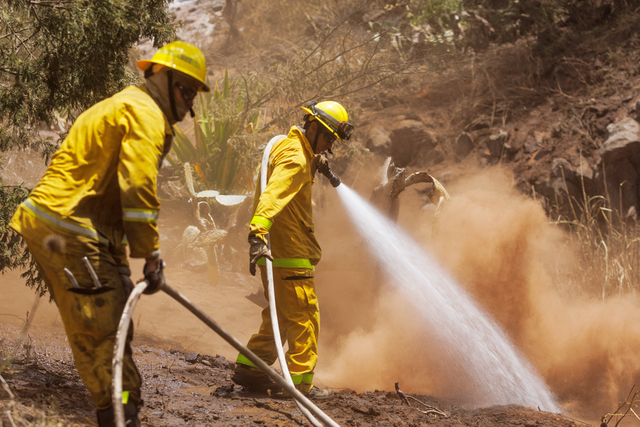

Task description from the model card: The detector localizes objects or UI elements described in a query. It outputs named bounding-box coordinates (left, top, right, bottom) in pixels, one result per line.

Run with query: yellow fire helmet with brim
left=137, top=41, right=210, bottom=92
left=301, top=100, right=354, bottom=141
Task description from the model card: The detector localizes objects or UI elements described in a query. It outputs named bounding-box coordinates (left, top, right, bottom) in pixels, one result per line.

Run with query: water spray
left=334, top=184, right=560, bottom=412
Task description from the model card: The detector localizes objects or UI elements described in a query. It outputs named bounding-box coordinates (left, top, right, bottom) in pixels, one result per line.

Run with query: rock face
left=453, top=132, right=474, bottom=158
left=596, top=117, right=640, bottom=221
left=599, top=118, right=640, bottom=163
left=539, top=157, right=595, bottom=209
left=366, top=126, right=392, bottom=155
left=389, top=120, right=441, bottom=167
left=486, top=129, right=510, bottom=158
left=539, top=118, right=640, bottom=221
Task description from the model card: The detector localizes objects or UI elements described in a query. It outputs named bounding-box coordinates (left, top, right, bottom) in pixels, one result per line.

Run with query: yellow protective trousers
left=237, top=266, right=319, bottom=386
left=12, top=206, right=141, bottom=410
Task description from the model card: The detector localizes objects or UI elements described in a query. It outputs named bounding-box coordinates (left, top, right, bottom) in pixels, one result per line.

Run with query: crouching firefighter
left=232, top=100, right=354, bottom=399
left=9, top=42, right=210, bottom=426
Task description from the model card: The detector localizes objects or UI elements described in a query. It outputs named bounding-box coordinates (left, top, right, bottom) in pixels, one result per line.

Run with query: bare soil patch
left=0, top=323, right=587, bottom=427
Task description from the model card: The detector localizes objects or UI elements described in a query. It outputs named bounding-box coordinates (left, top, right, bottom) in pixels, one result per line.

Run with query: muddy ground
left=0, top=320, right=586, bottom=427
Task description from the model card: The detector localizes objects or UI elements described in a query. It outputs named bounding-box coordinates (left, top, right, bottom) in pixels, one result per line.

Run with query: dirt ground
left=0, top=297, right=586, bottom=427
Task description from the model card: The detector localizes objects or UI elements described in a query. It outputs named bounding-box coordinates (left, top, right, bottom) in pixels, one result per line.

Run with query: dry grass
left=600, top=385, right=640, bottom=427
left=0, top=398, right=81, bottom=427
left=0, top=324, right=87, bottom=427
left=206, top=0, right=426, bottom=128
left=451, top=39, right=547, bottom=130
left=554, top=175, right=640, bottom=300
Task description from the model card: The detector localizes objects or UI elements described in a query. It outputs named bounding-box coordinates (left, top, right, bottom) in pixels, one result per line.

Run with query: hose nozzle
left=317, top=161, right=341, bottom=188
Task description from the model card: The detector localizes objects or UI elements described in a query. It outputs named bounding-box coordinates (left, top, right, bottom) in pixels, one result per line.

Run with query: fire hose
left=111, top=134, right=341, bottom=427
left=254, top=135, right=338, bottom=427
left=111, top=279, right=340, bottom=427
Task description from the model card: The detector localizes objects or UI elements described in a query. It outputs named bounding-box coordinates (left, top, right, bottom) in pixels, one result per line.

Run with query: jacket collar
left=137, top=85, right=173, bottom=136
left=290, top=126, right=314, bottom=159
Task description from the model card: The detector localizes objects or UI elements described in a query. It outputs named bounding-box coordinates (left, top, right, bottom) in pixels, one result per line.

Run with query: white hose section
left=260, top=135, right=324, bottom=427
left=162, top=285, right=339, bottom=427
left=112, top=281, right=340, bottom=427
left=112, top=280, right=148, bottom=427
left=112, top=135, right=339, bottom=427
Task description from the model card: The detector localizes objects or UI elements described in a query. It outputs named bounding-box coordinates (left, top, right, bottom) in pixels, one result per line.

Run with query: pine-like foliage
left=0, top=185, right=42, bottom=294
left=0, top=0, right=176, bottom=295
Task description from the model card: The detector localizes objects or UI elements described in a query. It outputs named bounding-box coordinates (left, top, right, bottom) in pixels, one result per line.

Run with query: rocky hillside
left=181, top=0, right=640, bottom=224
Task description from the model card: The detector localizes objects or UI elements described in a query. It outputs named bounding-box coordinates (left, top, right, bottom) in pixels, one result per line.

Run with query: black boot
left=232, top=364, right=282, bottom=394
left=96, top=402, right=140, bottom=427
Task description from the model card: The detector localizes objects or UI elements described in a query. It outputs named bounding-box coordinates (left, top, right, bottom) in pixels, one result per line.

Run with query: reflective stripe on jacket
left=11, top=85, right=171, bottom=258
left=250, top=126, right=321, bottom=266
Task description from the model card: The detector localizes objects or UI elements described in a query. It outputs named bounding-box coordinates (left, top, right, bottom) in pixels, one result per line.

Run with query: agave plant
left=165, top=71, right=270, bottom=282
left=166, top=70, right=264, bottom=195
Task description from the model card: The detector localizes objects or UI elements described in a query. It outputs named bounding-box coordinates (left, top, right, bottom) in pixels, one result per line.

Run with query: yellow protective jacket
left=11, top=85, right=172, bottom=259
left=250, top=126, right=321, bottom=268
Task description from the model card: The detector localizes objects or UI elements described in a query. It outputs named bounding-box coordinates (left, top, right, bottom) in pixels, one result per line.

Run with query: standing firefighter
left=232, top=100, right=354, bottom=399
left=9, top=42, right=210, bottom=426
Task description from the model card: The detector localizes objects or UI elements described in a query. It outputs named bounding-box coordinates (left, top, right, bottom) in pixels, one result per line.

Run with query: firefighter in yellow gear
left=10, top=41, right=210, bottom=427
left=232, top=101, right=354, bottom=400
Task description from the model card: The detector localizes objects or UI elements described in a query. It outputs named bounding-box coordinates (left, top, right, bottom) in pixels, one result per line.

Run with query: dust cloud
left=315, top=166, right=640, bottom=420
left=4, top=154, right=640, bottom=419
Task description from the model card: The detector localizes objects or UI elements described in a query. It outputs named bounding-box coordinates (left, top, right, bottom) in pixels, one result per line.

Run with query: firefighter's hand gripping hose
left=142, top=259, right=166, bottom=294
left=315, top=154, right=341, bottom=188
left=249, top=236, right=273, bottom=276
left=111, top=277, right=341, bottom=427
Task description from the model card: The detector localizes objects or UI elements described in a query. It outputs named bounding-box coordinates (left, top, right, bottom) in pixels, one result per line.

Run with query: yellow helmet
left=301, top=100, right=354, bottom=141
left=137, top=41, right=210, bottom=92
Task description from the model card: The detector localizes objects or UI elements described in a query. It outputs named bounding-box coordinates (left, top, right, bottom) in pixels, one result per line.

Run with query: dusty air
left=1, top=1, right=639, bottom=426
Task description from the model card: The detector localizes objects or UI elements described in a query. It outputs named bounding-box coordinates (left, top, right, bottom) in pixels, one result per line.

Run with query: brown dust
left=314, top=166, right=640, bottom=421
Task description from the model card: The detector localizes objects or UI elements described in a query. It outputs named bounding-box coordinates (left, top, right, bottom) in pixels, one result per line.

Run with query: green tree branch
left=0, top=0, right=177, bottom=294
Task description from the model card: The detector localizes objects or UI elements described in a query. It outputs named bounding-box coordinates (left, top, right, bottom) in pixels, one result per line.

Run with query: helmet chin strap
left=167, top=69, right=180, bottom=123
left=311, top=124, right=334, bottom=155
left=312, top=127, right=321, bottom=154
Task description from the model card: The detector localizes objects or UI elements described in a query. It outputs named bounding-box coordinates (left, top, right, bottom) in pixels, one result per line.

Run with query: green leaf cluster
left=169, top=70, right=270, bottom=195
left=410, top=0, right=462, bottom=22
left=0, top=184, right=42, bottom=294
left=1, top=0, right=175, bottom=151
left=0, top=0, right=176, bottom=294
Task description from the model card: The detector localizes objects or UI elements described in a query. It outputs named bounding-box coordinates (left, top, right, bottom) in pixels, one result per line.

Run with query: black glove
left=312, top=153, right=328, bottom=176
left=141, top=259, right=166, bottom=294
left=120, top=274, right=134, bottom=297
left=249, top=236, right=273, bottom=276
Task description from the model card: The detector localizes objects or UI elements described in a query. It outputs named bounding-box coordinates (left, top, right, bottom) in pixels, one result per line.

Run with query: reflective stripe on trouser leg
left=241, top=265, right=319, bottom=383
left=290, top=373, right=314, bottom=385
left=12, top=207, right=142, bottom=410
left=236, top=353, right=258, bottom=368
